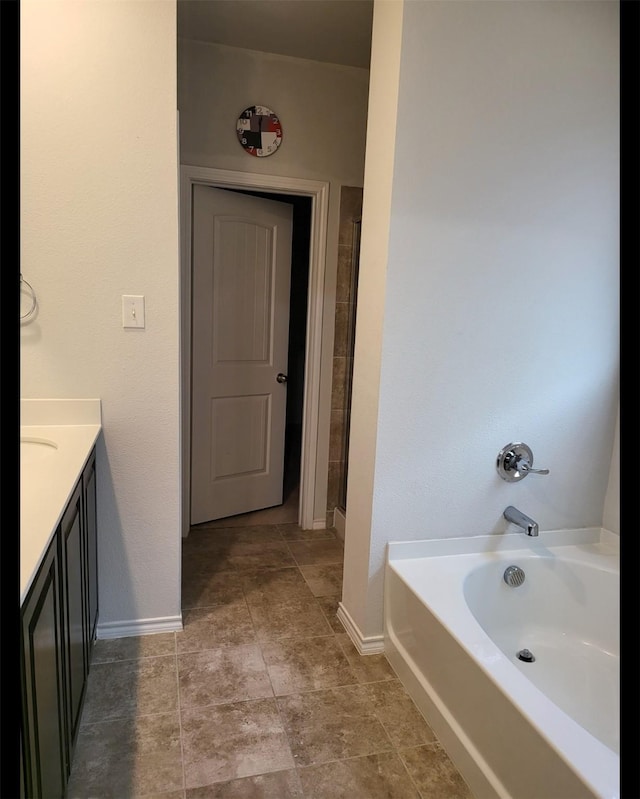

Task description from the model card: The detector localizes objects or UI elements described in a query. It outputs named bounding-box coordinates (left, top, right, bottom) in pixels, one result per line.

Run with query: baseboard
left=333, top=507, right=345, bottom=542
left=96, top=614, right=183, bottom=639
left=336, top=602, right=385, bottom=654
left=312, top=517, right=329, bottom=530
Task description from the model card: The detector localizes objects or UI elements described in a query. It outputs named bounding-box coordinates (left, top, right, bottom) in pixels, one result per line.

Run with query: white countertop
left=21, top=399, right=102, bottom=605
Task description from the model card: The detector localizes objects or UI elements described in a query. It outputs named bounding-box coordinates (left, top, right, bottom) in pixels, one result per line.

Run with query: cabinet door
left=20, top=736, right=25, bottom=799
left=83, top=450, right=98, bottom=648
left=21, top=539, right=67, bottom=799
left=60, top=481, right=88, bottom=764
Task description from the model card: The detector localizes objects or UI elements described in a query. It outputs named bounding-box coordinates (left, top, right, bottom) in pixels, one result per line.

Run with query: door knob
left=276, top=373, right=288, bottom=384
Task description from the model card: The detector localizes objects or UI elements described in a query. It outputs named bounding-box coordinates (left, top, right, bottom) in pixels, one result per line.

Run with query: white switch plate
left=122, top=295, right=145, bottom=328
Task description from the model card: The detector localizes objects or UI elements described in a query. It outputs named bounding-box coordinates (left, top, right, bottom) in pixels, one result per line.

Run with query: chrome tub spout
left=503, top=505, right=539, bottom=537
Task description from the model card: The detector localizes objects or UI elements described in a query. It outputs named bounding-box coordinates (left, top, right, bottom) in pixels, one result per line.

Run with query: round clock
left=236, top=105, right=283, bottom=157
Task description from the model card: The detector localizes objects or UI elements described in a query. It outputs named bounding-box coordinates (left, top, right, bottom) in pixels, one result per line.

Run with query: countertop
left=21, top=399, right=102, bottom=605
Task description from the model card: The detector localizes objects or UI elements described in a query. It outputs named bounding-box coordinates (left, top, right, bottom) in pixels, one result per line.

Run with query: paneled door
left=190, top=184, right=293, bottom=524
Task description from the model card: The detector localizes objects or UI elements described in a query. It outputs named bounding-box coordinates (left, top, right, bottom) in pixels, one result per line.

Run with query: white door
left=190, top=184, right=293, bottom=524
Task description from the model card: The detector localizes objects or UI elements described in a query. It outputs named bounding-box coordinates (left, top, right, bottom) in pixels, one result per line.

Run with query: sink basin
left=21, top=436, right=59, bottom=468
left=21, top=436, right=58, bottom=447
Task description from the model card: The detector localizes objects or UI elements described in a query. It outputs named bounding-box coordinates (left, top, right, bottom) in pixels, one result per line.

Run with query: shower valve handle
left=513, top=455, right=549, bottom=476
left=497, top=442, right=549, bottom=482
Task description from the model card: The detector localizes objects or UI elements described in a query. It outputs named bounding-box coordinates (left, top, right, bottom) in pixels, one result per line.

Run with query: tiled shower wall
left=327, top=186, right=363, bottom=527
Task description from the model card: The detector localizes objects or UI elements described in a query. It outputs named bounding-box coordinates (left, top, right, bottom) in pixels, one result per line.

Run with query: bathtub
left=383, top=527, right=619, bottom=799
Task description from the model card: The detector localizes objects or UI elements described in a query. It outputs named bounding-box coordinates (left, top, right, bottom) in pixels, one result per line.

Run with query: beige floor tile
left=181, top=699, right=295, bottom=789
left=277, top=524, right=336, bottom=541
left=186, top=526, right=284, bottom=548
left=315, top=595, right=344, bottom=633
left=226, top=541, right=298, bottom=572
left=185, top=541, right=296, bottom=574
left=182, top=531, right=229, bottom=557
left=134, top=792, right=185, bottom=799
left=91, top=632, right=176, bottom=663
left=335, top=634, right=398, bottom=685
left=178, top=645, right=273, bottom=708
left=132, top=791, right=185, bottom=799
left=189, top=537, right=288, bottom=558
left=70, top=515, right=472, bottom=799
left=177, top=602, right=256, bottom=653
left=276, top=685, right=393, bottom=766
left=182, top=569, right=245, bottom=610
left=81, top=656, right=178, bottom=723
left=248, top=597, right=333, bottom=640
left=298, top=752, right=421, bottom=798
left=221, top=525, right=285, bottom=542
left=67, top=713, right=183, bottom=798
left=241, top=566, right=315, bottom=606
left=365, top=680, right=438, bottom=748
left=181, top=553, right=233, bottom=580
left=399, top=744, right=474, bottom=798
left=261, top=635, right=357, bottom=695
left=286, top=539, right=344, bottom=566
left=298, top=563, right=343, bottom=597
left=184, top=768, right=303, bottom=798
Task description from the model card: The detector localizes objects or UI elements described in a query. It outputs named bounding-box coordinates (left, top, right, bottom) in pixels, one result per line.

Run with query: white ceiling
left=177, top=0, right=374, bottom=69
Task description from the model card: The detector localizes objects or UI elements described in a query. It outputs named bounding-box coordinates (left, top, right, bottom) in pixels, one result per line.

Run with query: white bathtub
left=383, top=527, right=619, bottom=799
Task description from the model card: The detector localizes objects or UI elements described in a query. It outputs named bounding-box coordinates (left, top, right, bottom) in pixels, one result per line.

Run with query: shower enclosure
left=327, top=186, right=362, bottom=525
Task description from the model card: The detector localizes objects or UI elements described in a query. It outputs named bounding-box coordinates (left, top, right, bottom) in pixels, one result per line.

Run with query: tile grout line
left=237, top=540, right=310, bottom=796
left=209, top=529, right=431, bottom=794
left=246, top=528, right=327, bottom=797
left=280, top=532, right=435, bottom=795
left=251, top=533, right=394, bottom=795
left=183, top=522, right=403, bottom=794
left=174, top=630, right=188, bottom=797
left=81, top=522, right=470, bottom=797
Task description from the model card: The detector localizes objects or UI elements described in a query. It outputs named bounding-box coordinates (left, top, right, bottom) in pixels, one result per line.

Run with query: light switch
left=122, top=295, right=145, bottom=329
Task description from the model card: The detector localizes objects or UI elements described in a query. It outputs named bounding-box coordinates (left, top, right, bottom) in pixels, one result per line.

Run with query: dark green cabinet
left=83, top=450, right=98, bottom=650
left=20, top=538, right=67, bottom=799
left=21, top=448, right=98, bottom=799
left=21, top=738, right=25, bottom=799
left=60, top=481, right=89, bottom=760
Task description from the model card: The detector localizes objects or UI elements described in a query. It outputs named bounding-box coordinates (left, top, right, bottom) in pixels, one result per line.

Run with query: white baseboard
left=337, top=602, right=384, bottom=654
left=96, top=614, right=183, bottom=640
left=333, top=507, right=345, bottom=541
left=312, top=517, right=329, bottom=530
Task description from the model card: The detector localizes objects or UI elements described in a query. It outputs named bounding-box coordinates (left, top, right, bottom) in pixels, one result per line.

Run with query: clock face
left=236, top=105, right=283, bottom=157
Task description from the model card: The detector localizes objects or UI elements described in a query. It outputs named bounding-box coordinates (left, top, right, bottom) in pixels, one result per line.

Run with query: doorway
left=190, top=184, right=311, bottom=526
left=230, top=188, right=311, bottom=525
left=180, top=166, right=330, bottom=535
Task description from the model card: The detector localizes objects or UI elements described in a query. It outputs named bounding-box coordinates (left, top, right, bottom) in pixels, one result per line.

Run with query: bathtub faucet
left=503, top=506, right=539, bottom=537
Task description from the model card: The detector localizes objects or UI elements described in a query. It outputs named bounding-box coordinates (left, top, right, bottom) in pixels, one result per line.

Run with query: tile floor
left=67, top=519, right=474, bottom=798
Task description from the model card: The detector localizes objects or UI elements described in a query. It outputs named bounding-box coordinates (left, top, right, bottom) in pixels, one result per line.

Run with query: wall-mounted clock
left=236, top=105, right=283, bottom=157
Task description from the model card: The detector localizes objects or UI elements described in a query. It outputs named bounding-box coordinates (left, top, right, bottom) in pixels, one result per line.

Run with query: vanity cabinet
left=20, top=534, right=67, bottom=799
left=21, top=449, right=98, bottom=799
left=60, top=480, right=89, bottom=758
left=84, top=450, right=98, bottom=648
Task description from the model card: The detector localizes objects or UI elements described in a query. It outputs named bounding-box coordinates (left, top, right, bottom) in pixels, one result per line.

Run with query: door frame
left=180, top=165, right=330, bottom=534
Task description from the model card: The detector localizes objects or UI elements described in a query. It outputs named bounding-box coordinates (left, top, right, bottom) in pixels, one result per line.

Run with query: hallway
left=67, top=516, right=472, bottom=797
